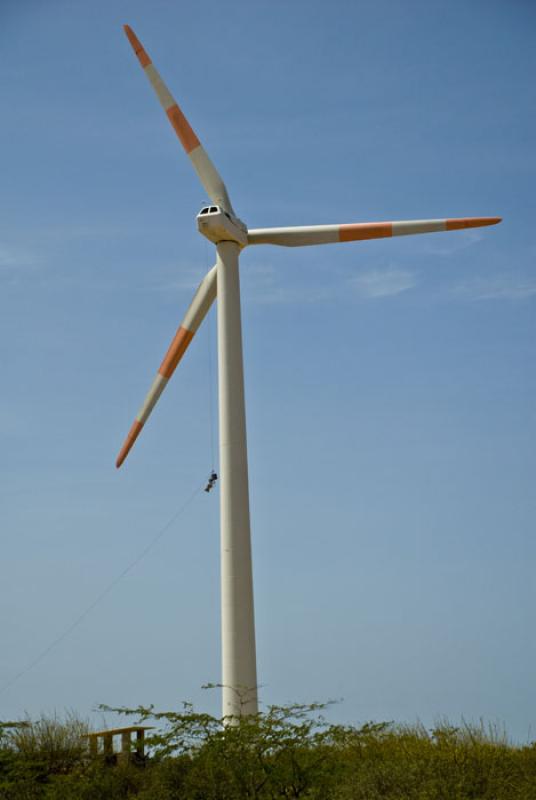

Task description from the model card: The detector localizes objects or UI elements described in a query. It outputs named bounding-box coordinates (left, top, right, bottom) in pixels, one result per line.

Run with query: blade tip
left=446, top=216, right=503, bottom=231
left=115, top=420, right=143, bottom=469
left=478, top=215, right=502, bottom=228
left=115, top=447, right=128, bottom=469
left=123, top=24, right=151, bottom=67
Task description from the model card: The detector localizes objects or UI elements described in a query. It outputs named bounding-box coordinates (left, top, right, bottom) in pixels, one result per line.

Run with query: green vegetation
left=1, top=703, right=535, bottom=799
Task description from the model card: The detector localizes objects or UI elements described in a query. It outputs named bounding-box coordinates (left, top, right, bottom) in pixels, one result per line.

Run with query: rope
left=203, top=237, right=217, bottom=471
left=0, top=481, right=204, bottom=698
left=207, top=305, right=217, bottom=470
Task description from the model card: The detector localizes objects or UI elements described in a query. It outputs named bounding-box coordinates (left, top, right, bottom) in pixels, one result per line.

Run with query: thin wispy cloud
left=3, top=223, right=145, bottom=250
left=413, top=229, right=484, bottom=256
left=451, top=273, right=536, bottom=301
left=0, top=244, right=40, bottom=270
left=0, top=224, right=132, bottom=283
left=41, top=223, right=133, bottom=242
left=242, top=264, right=331, bottom=305
left=234, top=263, right=419, bottom=305
left=153, top=265, right=208, bottom=293
left=351, top=266, right=416, bottom=298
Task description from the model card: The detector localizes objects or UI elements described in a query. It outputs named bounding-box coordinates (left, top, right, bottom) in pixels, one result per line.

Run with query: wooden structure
left=85, top=725, right=153, bottom=764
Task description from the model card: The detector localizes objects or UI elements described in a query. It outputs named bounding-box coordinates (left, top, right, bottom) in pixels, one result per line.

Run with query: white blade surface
left=247, top=216, right=502, bottom=247
left=124, top=25, right=235, bottom=214
left=116, top=265, right=217, bottom=468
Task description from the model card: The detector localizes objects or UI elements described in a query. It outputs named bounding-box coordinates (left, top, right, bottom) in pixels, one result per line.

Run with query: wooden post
left=135, top=729, right=145, bottom=759
left=103, top=733, right=113, bottom=759
left=121, top=731, right=130, bottom=755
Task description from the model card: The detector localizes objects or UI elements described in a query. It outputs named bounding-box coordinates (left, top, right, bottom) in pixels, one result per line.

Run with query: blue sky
left=1, top=0, right=534, bottom=739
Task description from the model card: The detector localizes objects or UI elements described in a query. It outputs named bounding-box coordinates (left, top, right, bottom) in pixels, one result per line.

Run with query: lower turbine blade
left=116, top=265, right=217, bottom=468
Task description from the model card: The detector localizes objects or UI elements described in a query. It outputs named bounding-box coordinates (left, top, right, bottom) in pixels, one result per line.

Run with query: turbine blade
left=116, top=265, right=217, bottom=468
left=247, top=216, right=502, bottom=247
left=123, top=25, right=234, bottom=214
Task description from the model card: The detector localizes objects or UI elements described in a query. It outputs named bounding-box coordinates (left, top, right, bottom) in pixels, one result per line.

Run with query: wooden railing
left=85, top=725, right=153, bottom=763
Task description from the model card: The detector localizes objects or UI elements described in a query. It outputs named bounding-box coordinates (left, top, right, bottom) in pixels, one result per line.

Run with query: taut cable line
left=0, top=482, right=204, bottom=698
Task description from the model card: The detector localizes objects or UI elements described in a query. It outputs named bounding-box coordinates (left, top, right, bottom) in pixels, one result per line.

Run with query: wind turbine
left=116, top=25, right=501, bottom=719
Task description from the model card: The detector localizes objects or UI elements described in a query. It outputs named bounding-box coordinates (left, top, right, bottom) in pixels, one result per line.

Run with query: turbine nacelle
left=196, top=205, right=248, bottom=247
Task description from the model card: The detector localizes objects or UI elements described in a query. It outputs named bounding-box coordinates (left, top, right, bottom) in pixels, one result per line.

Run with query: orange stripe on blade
left=339, top=222, right=393, bottom=242
left=123, top=25, right=152, bottom=68
left=116, top=419, right=144, bottom=468
left=446, top=216, right=502, bottom=231
left=158, top=326, right=195, bottom=379
left=166, top=105, right=200, bottom=154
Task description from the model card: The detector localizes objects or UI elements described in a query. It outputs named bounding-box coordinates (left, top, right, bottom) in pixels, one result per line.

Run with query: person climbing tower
left=205, top=471, right=218, bottom=493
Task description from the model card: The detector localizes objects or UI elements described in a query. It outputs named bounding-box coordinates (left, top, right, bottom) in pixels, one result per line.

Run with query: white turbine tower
left=116, top=25, right=501, bottom=720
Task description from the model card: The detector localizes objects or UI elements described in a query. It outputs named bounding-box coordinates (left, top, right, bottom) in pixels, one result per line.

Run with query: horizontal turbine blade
left=247, top=216, right=502, bottom=247
left=116, top=265, right=217, bottom=468
left=123, top=25, right=235, bottom=214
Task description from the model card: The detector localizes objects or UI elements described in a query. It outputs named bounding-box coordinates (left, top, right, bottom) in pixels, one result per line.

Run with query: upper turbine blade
left=116, top=265, right=217, bottom=468
left=247, top=216, right=502, bottom=247
left=123, top=25, right=235, bottom=215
